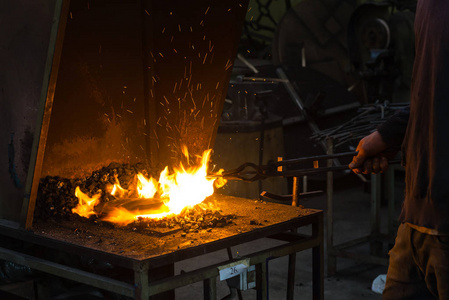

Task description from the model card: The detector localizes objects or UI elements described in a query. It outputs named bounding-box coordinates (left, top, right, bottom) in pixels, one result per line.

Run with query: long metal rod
left=275, top=151, right=357, bottom=166
left=277, top=159, right=401, bottom=177
left=279, top=165, right=352, bottom=176
left=237, top=53, right=259, bottom=74
left=241, top=76, right=288, bottom=83
left=276, top=68, right=305, bottom=112
left=370, top=174, right=383, bottom=256
left=326, top=139, right=336, bottom=276
left=386, top=166, right=396, bottom=240
left=312, top=215, right=324, bottom=300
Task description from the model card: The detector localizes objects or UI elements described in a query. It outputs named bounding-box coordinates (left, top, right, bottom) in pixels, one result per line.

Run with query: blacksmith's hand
left=349, top=131, right=388, bottom=174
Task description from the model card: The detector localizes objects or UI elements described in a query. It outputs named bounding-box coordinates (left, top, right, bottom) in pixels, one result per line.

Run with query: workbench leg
left=287, top=253, right=296, bottom=300
left=313, top=215, right=324, bottom=300
left=203, top=276, right=217, bottom=300
left=134, top=263, right=149, bottom=300
left=370, top=174, right=382, bottom=256
left=226, top=247, right=243, bottom=300
left=148, top=263, right=175, bottom=300
left=256, top=262, right=268, bottom=300
left=326, top=138, right=336, bottom=276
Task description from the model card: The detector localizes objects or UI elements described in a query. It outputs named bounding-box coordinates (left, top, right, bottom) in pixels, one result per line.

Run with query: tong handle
left=277, top=159, right=401, bottom=177
left=275, top=151, right=357, bottom=167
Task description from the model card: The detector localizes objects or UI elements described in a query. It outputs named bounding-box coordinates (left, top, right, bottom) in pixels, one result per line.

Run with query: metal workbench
left=0, top=195, right=323, bottom=300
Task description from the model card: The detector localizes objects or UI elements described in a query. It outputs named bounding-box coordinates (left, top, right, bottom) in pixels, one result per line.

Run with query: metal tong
left=214, top=152, right=400, bottom=182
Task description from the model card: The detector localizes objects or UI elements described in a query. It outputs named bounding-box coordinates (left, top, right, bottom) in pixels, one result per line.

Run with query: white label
left=218, top=259, right=250, bottom=281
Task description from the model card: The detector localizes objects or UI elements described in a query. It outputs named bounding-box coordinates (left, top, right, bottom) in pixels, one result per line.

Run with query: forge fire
left=35, top=147, right=233, bottom=232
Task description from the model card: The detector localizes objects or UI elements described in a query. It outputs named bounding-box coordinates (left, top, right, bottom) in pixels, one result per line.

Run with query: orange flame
left=136, top=173, right=158, bottom=199
left=72, top=186, right=101, bottom=218
left=110, top=176, right=128, bottom=198
left=159, top=148, right=215, bottom=214
left=73, top=147, right=226, bottom=225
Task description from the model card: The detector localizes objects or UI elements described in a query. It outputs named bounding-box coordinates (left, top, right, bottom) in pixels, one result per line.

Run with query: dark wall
left=0, top=1, right=57, bottom=222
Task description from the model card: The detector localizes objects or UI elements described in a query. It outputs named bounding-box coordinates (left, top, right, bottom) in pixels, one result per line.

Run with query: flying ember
left=72, top=147, right=226, bottom=225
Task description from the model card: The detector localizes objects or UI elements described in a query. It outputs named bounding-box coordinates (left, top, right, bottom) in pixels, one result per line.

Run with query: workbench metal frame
left=0, top=210, right=323, bottom=300
left=325, top=138, right=400, bottom=275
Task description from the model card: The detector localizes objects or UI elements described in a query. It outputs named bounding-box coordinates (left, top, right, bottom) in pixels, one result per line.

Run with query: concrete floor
left=174, top=171, right=405, bottom=300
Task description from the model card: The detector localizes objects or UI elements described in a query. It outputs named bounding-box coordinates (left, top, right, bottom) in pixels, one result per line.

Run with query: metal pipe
left=237, top=53, right=259, bottom=74
left=326, top=138, right=336, bottom=276
left=292, top=177, right=300, bottom=207
left=276, top=68, right=305, bottom=112
left=386, top=166, right=396, bottom=240
left=240, top=76, right=288, bottom=83
left=370, top=174, right=382, bottom=256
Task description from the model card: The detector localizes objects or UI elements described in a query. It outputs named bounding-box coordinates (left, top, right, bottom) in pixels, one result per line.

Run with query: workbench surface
left=2, top=195, right=321, bottom=269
